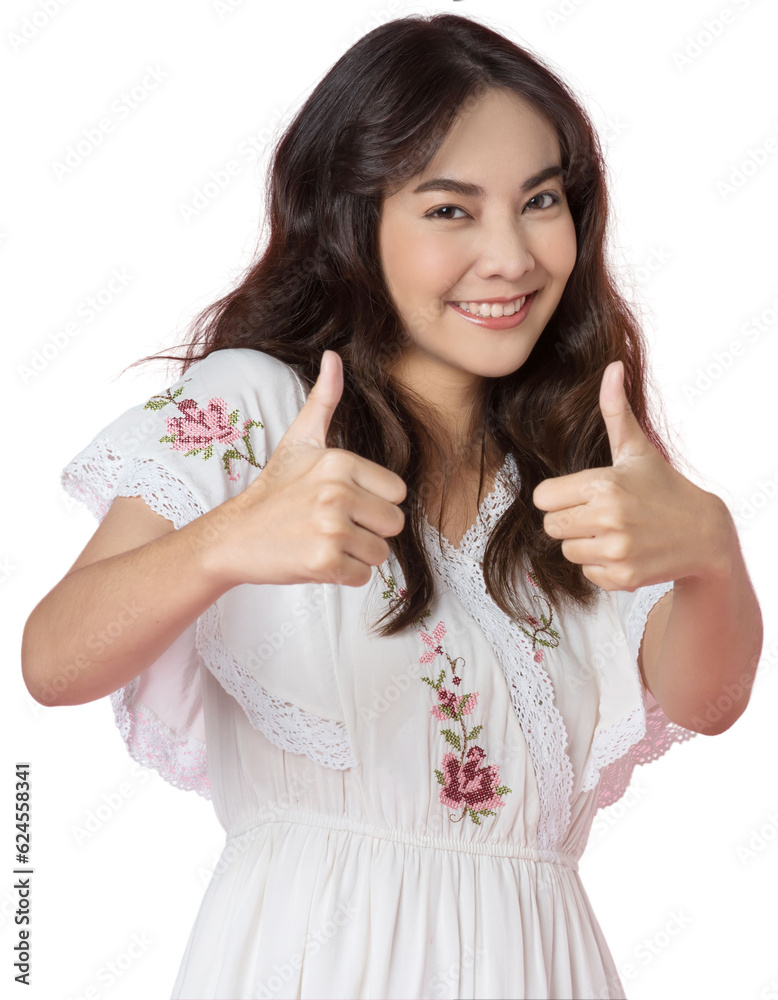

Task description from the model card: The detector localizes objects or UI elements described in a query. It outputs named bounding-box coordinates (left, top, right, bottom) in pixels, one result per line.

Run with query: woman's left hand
left=532, top=360, right=735, bottom=591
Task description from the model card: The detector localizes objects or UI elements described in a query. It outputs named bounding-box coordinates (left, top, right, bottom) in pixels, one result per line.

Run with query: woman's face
left=378, top=86, right=577, bottom=400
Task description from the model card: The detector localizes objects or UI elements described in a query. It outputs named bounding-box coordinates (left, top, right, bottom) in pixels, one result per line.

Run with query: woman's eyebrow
left=412, top=164, right=565, bottom=197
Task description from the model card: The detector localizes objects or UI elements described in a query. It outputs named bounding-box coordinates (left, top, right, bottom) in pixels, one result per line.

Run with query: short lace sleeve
left=585, top=581, right=701, bottom=813
left=59, top=348, right=354, bottom=797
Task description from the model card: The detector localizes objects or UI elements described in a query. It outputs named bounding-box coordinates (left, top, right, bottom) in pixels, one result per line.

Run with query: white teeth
left=454, top=295, right=527, bottom=318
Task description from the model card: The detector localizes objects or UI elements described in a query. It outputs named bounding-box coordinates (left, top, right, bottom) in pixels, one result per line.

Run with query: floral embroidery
left=517, top=569, right=561, bottom=665
left=144, top=378, right=264, bottom=482
left=378, top=566, right=512, bottom=826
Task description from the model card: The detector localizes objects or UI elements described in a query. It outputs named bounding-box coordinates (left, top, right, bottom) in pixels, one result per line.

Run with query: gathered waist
left=225, top=807, right=579, bottom=870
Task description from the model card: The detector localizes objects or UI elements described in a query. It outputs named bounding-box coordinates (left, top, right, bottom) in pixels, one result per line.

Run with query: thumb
left=599, top=360, right=648, bottom=465
left=283, top=349, right=344, bottom=450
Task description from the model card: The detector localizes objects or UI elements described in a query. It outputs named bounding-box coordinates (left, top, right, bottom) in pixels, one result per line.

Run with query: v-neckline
left=421, top=451, right=519, bottom=562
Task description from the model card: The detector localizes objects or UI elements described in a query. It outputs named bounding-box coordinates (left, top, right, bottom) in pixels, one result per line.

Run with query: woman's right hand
left=206, top=350, right=407, bottom=588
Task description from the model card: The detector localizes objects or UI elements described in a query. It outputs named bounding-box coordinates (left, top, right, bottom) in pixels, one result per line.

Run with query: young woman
left=22, top=12, right=762, bottom=1000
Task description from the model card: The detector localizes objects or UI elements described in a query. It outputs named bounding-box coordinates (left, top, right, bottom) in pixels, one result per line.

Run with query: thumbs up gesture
left=531, top=361, right=731, bottom=591
left=208, top=350, right=407, bottom=589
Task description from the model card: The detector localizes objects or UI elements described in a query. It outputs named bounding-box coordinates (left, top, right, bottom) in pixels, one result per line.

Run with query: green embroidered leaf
left=143, top=399, right=170, bottom=410
left=434, top=769, right=445, bottom=786
left=476, top=809, right=497, bottom=817
left=494, top=785, right=512, bottom=796
left=172, top=386, right=185, bottom=398
left=420, top=675, right=436, bottom=688
left=228, top=409, right=240, bottom=425
left=244, top=438, right=261, bottom=468
left=436, top=667, right=446, bottom=686
left=441, top=729, right=461, bottom=751
left=182, top=448, right=202, bottom=457
left=158, top=434, right=176, bottom=443
left=467, top=724, right=483, bottom=740
left=221, top=448, right=241, bottom=475
left=468, top=808, right=482, bottom=825
left=457, top=693, right=476, bottom=715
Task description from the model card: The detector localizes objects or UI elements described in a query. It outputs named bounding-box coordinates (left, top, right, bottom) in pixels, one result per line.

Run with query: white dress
left=61, top=347, right=701, bottom=1000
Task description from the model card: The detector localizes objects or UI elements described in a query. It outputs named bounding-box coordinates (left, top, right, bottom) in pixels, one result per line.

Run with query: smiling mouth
left=448, top=291, right=538, bottom=318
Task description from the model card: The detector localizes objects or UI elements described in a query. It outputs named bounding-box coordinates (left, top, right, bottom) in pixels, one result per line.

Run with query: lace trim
left=594, top=699, right=699, bottom=810
left=195, top=602, right=357, bottom=769
left=423, top=452, right=518, bottom=564
left=421, top=455, right=575, bottom=854
left=61, top=433, right=207, bottom=527
left=60, top=434, right=356, bottom=787
left=624, top=580, right=673, bottom=663
left=581, top=705, right=644, bottom=795
left=588, top=580, right=700, bottom=810
left=109, top=680, right=211, bottom=798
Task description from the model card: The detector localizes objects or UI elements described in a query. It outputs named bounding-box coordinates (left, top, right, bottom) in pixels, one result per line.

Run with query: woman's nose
left=472, top=219, right=536, bottom=280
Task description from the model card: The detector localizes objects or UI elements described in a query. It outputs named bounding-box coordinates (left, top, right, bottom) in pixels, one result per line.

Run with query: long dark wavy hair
left=124, top=12, right=689, bottom=637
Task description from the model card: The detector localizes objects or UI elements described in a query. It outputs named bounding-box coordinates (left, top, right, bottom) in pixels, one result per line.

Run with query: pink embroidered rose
left=166, top=397, right=243, bottom=451
left=439, top=746, right=506, bottom=812
left=431, top=688, right=478, bottom=720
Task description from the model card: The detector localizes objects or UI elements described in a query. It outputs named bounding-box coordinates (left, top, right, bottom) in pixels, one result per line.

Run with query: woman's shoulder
left=190, top=347, right=305, bottom=396
left=175, top=348, right=308, bottom=430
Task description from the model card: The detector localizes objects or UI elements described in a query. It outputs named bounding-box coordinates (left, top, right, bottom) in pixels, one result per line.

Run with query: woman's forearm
left=21, top=506, right=240, bottom=708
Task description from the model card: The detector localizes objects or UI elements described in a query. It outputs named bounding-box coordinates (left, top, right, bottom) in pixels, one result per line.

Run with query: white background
left=2, top=1, right=777, bottom=998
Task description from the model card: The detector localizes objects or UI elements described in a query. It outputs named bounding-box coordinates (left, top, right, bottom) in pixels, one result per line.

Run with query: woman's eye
left=426, top=205, right=468, bottom=220
left=526, top=191, right=561, bottom=211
